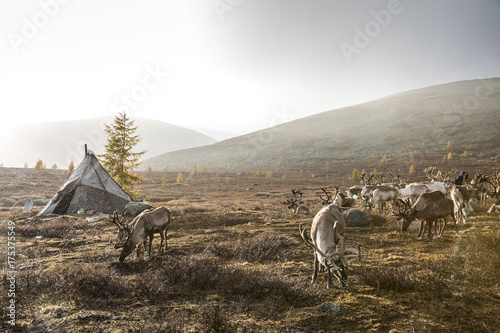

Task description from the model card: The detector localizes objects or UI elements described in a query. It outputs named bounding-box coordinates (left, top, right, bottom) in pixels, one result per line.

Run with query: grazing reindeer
left=394, top=196, right=457, bottom=240
left=110, top=206, right=171, bottom=262
left=286, top=188, right=310, bottom=215
left=393, top=191, right=445, bottom=239
left=299, top=204, right=360, bottom=288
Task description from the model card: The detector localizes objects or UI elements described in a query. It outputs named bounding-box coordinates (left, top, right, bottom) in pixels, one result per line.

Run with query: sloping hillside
left=0, top=118, right=217, bottom=168
left=142, top=78, right=500, bottom=172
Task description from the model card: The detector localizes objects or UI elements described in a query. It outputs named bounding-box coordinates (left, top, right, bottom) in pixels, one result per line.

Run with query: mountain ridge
left=0, top=117, right=217, bottom=168
left=141, top=78, right=500, bottom=172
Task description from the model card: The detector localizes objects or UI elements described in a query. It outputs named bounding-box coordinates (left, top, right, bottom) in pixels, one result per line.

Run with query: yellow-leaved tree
left=99, top=112, right=146, bottom=198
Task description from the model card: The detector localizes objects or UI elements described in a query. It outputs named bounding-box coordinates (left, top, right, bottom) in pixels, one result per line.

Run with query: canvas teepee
left=39, top=148, right=132, bottom=215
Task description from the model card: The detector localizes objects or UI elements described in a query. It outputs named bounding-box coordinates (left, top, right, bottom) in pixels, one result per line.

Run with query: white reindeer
left=286, top=188, right=310, bottom=215
left=299, top=204, right=360, bottom=288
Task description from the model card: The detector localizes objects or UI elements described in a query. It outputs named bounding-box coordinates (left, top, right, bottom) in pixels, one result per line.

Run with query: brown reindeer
left=110, top=206, right=171, bottom=262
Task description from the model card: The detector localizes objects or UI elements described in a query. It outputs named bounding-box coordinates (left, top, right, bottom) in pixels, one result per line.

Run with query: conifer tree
left=34, top=159, right=44, bottom=172
left=351, top=169, right=360, bottom=183
left=100, top=112, right=146, bottom=195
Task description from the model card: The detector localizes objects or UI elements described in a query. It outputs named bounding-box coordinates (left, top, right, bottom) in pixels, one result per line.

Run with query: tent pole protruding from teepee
left=85, top=144, right=88, bottom=156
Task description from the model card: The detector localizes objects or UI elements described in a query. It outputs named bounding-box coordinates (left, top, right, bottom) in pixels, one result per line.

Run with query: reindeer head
left=286, top=188, right=303, bottom=211
left=109, top=210, right=132, bottom=249
left=331, top=185, right=345, bottom=206
left=392, top=199, right=415, bottom=231
left=299, top=223, right=344, bottom=271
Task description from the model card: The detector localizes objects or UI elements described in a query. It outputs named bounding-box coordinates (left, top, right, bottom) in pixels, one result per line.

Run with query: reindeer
left=399, top=167, right=450, bottom=202
left=110, top=206, right=171, bottom=262
left=299, top=204, right=360, bottom=288
left=394, top=196, right=457, bottom=240
left=470, top=173, right=494, bottom=201
left=371, top=186, right=399, bottom=215
left=286, top=188, right=310, bottom=215
left=451, top=185, right=472, bottom=224
left=393, top=191, right=445, bottom=239
left=331, top=185, right=356, bottom=209
left=347, top=185, right=363, bottom=198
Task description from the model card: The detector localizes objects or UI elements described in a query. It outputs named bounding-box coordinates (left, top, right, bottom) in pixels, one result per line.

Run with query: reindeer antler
left=360, top=172, right=374, bottom=185
left=108, top=210, right=132, bottom=234
left=318, top=187, right=333, bottom=205
left=109, top=210, right=122, bottom=228
left=376, top=173, right=386, bottom=184
left=424, top=167, right=439, bottom=181
left=299, top=224, right=341, bottom=272
left=392, top=199, right=412, bottom=220
left=291, top=188, right=303, bottom=200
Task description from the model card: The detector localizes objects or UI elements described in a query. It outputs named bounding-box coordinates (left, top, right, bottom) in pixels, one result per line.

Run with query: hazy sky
left=1, top=0, right=500, bottom=139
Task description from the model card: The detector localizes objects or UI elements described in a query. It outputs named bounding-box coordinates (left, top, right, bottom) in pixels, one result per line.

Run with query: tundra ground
left=1, top=168, right=499, bottom=332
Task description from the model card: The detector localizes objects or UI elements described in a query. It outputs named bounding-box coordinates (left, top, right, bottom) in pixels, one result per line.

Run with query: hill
left=142, top=78, right=500, bottom=173
left=0, top=118, right=217, bottom=168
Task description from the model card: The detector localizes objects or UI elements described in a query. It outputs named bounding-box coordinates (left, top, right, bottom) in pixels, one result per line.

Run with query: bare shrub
left=15, top=264, right=132, bottom=305
left=211, top=232, right=297, bottom=262
left=198, top=302, right=234, bottom=333
left=17, top=218, right=74, bottom=238
left=131, top=254, right=320, bottom=307
left=451, top=229, right=500, bottom=286
left=360, top=264, right=449, bottom=294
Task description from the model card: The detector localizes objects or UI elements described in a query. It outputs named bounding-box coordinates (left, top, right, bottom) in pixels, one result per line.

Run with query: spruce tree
left=100, top=112, right=146, bottom=196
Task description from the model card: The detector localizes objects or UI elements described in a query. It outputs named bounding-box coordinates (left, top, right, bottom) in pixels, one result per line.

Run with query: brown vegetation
left=0, top=168, right=499, bottom=332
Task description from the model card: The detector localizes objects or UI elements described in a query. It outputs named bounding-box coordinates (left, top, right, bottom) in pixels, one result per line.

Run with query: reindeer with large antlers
left=470, top=173, right=494, bottom=201
left=286, top=188, right=310, bottom=215
left=110, top=206, right=171, bottom=262
left=331, top=185, right=356, bottom=209
left=299, top=203, right=360, bottom=288
left=393, top=195, right=457, bottom=240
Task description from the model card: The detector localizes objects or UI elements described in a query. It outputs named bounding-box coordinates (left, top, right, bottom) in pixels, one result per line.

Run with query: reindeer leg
left=312, top=254, right=319, bottom=284
left=433, top=219, right=438, bottom=239
left=487, top=203, right=495, bottom=214
left=147, top=233, right=153, bottom=256
left=438, top=217, right=446, bottom=237
left=326, top=267, right=334, bottom=288
left=164, top=228, right=169, bottom=253
left=417, top=221, right=425, bottom=240
left=427, top=219, right=433, bottom=239
left=157, top=231, right=165, bottom=255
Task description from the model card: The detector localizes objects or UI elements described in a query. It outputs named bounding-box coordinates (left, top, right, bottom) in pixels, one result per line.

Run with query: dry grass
left=1, top=169, right=499, bottom=332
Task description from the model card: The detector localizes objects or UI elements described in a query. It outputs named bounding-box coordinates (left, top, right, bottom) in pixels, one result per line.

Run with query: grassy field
left=1, top=168, right=499, bottom=332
